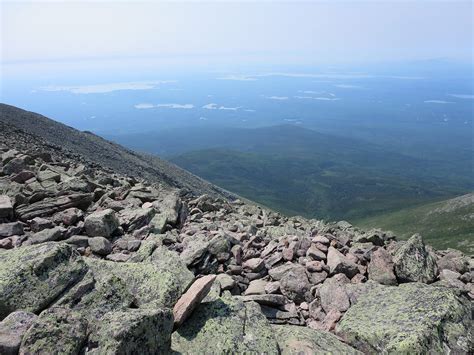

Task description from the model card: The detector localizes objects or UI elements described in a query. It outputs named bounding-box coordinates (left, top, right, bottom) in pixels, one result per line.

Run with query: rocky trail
left=0, top=105, right=472, bottom=354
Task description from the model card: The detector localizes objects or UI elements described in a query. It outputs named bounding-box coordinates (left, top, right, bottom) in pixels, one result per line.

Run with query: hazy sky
left=1, top=1, right=473, bottom=66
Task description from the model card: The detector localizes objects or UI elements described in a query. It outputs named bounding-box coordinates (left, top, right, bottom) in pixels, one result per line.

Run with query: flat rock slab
left=172, top=294, right=279, bottom=353
left=0, top=195, right=13, bottom=219
left=0, top=242, right=87, bottom=318
left=273, top=324, right=361, bottom=354
left=173, top=274, right=216, bottom=327
left=336, top=282, right=473, bottom=353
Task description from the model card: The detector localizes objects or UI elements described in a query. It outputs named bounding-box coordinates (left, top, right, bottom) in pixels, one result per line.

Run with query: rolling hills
left=355, top=193, right=474, bottom=254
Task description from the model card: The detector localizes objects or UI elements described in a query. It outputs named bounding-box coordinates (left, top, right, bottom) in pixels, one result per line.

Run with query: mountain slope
left=355, top=193, right=474, bottom=253
left=0, top=103, right=230, bottom=198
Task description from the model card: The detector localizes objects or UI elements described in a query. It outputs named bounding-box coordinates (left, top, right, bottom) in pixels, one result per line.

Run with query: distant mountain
left=355, top=193, right=474, bottom=254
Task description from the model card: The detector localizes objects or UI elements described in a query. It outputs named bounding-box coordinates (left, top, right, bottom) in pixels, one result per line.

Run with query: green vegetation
left=355, top=194, right=474, bottom=254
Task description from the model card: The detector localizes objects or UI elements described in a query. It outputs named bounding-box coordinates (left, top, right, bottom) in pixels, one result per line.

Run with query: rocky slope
left=0, top=105, right=472, bottom=354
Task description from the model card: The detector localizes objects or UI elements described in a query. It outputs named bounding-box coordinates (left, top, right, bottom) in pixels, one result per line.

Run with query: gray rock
left=19, top=307, right=87, bottom=355
left=273, top=324, right=361, bottom=354
left=268, top=263, right=302, bottom=281
left=119, top=207, right=155, bottom=232
left=88, top=308, right=173, bottom=354
left=0, top=195, right=13, bottom=219
left=0, top=311, right=38, bottom=355
left=243, top=257, right=265, bottom=272
left=280, top=266, right=312, bottom=303
left=244, top=279, right=267, bottom=295
left=393, top=234, right=438, bottom=283
left=368, top=248, right=397, bottom=285
left=216, top=274, right=236, bottom=291
left=29, top=226, right=64, bottom=245
left=437, top=250, right=469, bottom=274
left=16, top=193, right=93, bottom=221
left=86, top=247, right=193, bottom=308
left=0, top=242, right=87, bottom=318
left=319, top=276, right=351, bottom=313
left=336, top=283, right=473, bottom=353
left=327, top=246, right=359, bottom=279
left=89, top=237, right=112, bottom=255
left=29, top=217, right=54, bottom=232
left=239, top=294, right=287, bottom=307
left=84, top=209, right=119, bottom=237
left=172, top=294, right=279, bottom=353
left=180, top=235, right=210, bottom=267
left=306, top=245, right=326, bottom=261
left=0, top=222, right=24, bottom=238
left=63, top=235, right=89, bottom=248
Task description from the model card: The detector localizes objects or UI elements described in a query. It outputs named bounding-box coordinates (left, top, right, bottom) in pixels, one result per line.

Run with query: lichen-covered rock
left=273, top=324, right=361, bottom=354
left=88, top=236, right=112, bottom=255
left=336, top=282, right=473, bottom=353
left=87, top=308, right=173, bottom=354
left=84, top=250, right=192, bottom=308
left=393, top=234, right=438, bottom=283
left=28, top=226, right=64, bottom=245
left=0, top=311, right=37, bottom=355
left=19, top=307, right=87, bottom=355
left=54, top=270, right=134, bottom=320
left=171, top=294, right=279, bottom=353
left=0, top=242, right=87, bottom=318
left=84, top=208, right=119, bottom=237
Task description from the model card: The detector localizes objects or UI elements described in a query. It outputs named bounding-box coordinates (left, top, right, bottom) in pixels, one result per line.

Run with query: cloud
left=134, top=103, right=155, bottom=109
left=298, top=90, right=322, bottom=94
left=202, top=103, right=218, bottom=109
left=156, top=103, right=194, bottom=109
left=215, top=72, right=424, bottom=82
left=265, top=96, right=289, bottom=100
left=448, top=94, right=474, bottom=99
left=294, top=95, right=340, bottom=101
left=334, top=84, right=363, bottom=89
left=244, top=109, right=256, bottom=112
left=135, top=103, right=193, bottom=109
left=202, top=103, right=242, bottom=110
left=424, top=100, right=454, bottom=104
left=39, top=81, right=176, bottom=94
left=218, top=106, right=242, bottom=110
left=217, top=75, right=257, bottom=81
left=314, top=97, right=340, bottom=101
left=199, top=117, right=208, bottom=120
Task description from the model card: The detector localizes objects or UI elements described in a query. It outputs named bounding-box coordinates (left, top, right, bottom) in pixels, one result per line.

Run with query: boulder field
left=0, top=129, right=472, bottom=354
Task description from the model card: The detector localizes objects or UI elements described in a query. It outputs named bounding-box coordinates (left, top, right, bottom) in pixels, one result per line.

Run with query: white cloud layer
left=40, top=81, right=175, bottom=94
left=135, top=102, right=194, bottom=109
left=424, top=100, right=454, bottom=104
left=202, top=103, right=242, bottom=110
left=448, top=94, right=474, bottom=99
left=265, top=96, right=289, bottom=100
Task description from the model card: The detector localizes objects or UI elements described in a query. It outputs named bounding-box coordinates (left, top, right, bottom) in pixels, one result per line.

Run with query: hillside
left=355, top=193, right=474, bottom=254
left=0, top=104, right=472, bottom=353
left=110, top=125, right=472, bottom=225
left=0, top=104, right=231, bottom=199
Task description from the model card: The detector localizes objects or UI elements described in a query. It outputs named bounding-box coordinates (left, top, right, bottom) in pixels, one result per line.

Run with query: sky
left=1, top=0, right=473, bottom=69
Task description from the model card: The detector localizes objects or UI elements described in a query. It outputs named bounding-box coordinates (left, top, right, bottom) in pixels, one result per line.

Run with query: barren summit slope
left=0, top=103, right=231, bottom=198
